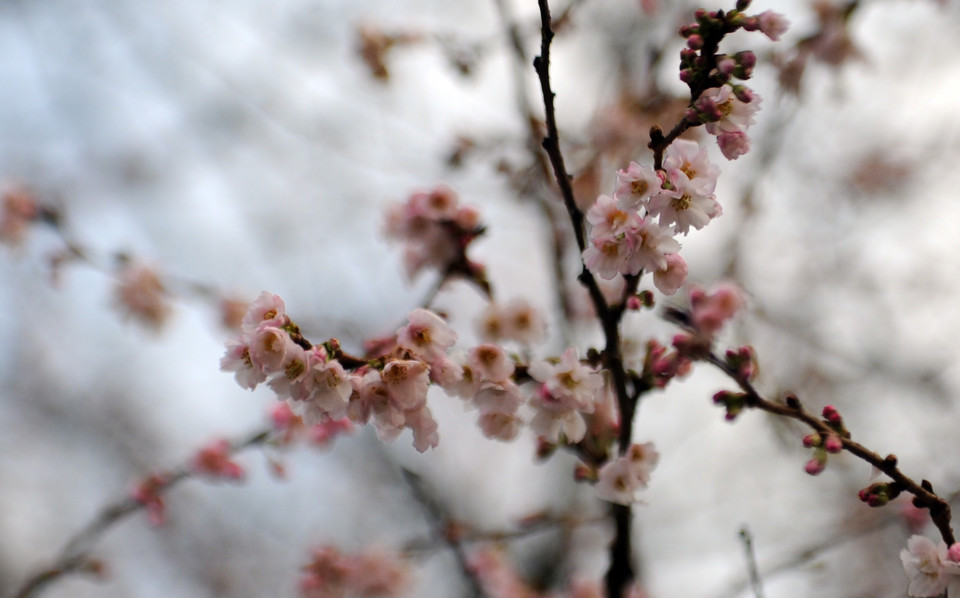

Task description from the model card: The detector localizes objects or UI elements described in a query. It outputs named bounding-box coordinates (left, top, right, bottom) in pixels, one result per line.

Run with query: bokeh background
left=2, top=0, right=960, bottom=597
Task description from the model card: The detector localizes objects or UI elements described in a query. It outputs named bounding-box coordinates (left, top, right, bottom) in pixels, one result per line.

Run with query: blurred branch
left=738, top=526, right=765, bottom=598
left=8, top=428, right=272, bottom=598
left=704, top=350, right=956, bottom=546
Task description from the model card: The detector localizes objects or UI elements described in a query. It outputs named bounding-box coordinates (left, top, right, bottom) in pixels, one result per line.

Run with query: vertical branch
left=532, top=1, right=637, bottom=595
left=738, top=526, right=765, bottom=598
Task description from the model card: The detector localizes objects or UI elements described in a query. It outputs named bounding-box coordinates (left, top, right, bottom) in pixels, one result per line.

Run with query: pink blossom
left=190, top=439, right=245, bottom=482
left=530, top=407, right=587, bottom=443
left=582, top=232, right=632, bottom=280
left=596, top=443, right=659, bottom=504
left=308, top=417, right=354, bottom=447
left=901, top=535, right=960, bottom=597
left=613, top=162, right=662, bottom=211
left=648, top=175, right=720, bottom=235
left=700, top=84, right=762, bottom=136
left=653, top=253, right=688, bottom=295
left=294, top=359, right=353, bottom=424
left=690, top=283, right=744, bottom=335
left=662, top=139, right=719, bottom=197
left=586, top=195, right=639, bottom=238
left=473, top=380, right=523, bottom=416
left=220, top=336, right=267, bottom=390
left=397, top=308, right=457, bottom=361
left=404, top=404, right=439, bottom=452
left=468, top=344, right=515, bottom=384
left=113, top=262, right=171, bottom=331
left=267, top=342, right=311, bottom=400
left=757, top=10, right=790, bottom=41
left=300, top=546, right=410, bottom=598
left=0, top=186, right=39, bottom=246
left=477, top=411, right=522, bottom=441
left=248, top=325, right=291, bottom=374
left=717, top=130, right=751, bottom=160
left=428, top=354, right=463, bottom=388
left=622, top=219, right=681, bottom=275
left=596, top=458, right=641, bottom=505
left=241, top=291, right=287, bottom=334
left=528, top=348, right=603, bottom=410
left=381, top=359, right=430, bottom=410
left=131, top=474, right=169, bottom=526
left=477, top=299, right=546, bottom=346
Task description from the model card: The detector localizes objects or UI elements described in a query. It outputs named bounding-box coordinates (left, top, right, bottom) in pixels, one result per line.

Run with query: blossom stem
left=706, top=351, right=956, bottom=546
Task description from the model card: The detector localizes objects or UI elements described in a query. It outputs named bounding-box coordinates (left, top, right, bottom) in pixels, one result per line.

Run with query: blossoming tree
left=2, top=1, right=959, bottom=597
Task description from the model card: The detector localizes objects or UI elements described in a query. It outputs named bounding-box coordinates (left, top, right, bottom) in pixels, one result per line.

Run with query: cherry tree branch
left=705, top=351, right=956, bottom=546
left=8, top=428, right=272, bottom=598
left=532, top=2, right=638, bottom=595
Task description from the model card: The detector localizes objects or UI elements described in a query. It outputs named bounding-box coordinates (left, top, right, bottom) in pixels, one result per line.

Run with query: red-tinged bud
left=679, top=24, right=700, bottom=38
left=686, top=35, right=704, bottom=50
left=717, top=56, right=737, bottom=75
left=638, top=290, right=655, bottom=308
left=713, top=390, right=747, bottom=421
left=802, top=432, right=821, bottom=448
left=824, top=434, right=843, bottom=454
left=684, top=107, right=699, bottom=122
left=740, top=16, right=759, bottom=31
left=626, top=295, right=642, bottom=311
left=680, top=48, right=697, bottom=64
left=732, top=85, right=755, bottom=104
left=822, top=405, right=843, bottom=426
left=804, top=457, right=825, bottom=476
left=736, top=51, right=757, bottom=69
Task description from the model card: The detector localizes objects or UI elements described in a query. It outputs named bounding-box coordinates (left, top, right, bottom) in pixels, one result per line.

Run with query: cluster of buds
left=800, top=405, right=848, bottom=475
left=858, top=481, right=903, bottom=508
left=641, top=338, right=692, bottom=389
left=382, top=185, right=489, bottom=294
left=677, top=4, right=788, bottom=159
left=299, top=546, right=410, bottom=598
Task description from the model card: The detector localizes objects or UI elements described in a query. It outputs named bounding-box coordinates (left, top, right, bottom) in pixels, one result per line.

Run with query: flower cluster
left=221, top=293, right=454, bottom=452
left=678, top=4, right=787, bottom=159
left=383, top=185, right=487, bottom=287
left=299, top=546, right=410, bottom=598
left=584, top=139, right=725, bottom=286
left=901, top=535, right=960, bottom=597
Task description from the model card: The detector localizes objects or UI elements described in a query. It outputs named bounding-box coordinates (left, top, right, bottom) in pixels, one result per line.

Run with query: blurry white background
left=2, top=0, right=960, bottom=597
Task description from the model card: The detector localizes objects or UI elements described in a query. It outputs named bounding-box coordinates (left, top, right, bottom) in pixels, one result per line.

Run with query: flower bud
left=804, top=457, right=826, bottom=476
left=802, top=432, right=821, bottom=448
left=823, top=434, right=843, bottom=454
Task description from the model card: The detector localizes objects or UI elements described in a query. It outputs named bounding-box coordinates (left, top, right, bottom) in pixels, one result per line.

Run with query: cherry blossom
left=901, top=535, right=960, bottom=597
left=396, top=308, right=457, bottom=361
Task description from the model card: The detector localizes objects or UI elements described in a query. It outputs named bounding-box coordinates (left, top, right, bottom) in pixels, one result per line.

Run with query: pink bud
left=804, top=457, right=825, bottom=476
left=802, top=433, right=821, bottom=448
left=626, top=295, right=642, bottom=311
left=824, top=434, right=843, bottom=454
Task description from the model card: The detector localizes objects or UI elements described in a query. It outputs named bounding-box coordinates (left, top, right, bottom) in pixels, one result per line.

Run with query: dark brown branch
left=706, top=352, right=956, bottom=546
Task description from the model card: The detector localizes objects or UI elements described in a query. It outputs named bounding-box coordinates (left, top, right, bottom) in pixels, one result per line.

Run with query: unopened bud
left=804, top=457, right=826, bottom=476
left=824, top=434, right=843, bottom=454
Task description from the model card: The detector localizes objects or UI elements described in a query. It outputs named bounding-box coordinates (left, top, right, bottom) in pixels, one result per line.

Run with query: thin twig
left=706, top=351, right=956, bottom=546
left=9, top=428, right=272, bottom=598
left=738, top=526, right=765, bottom=598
